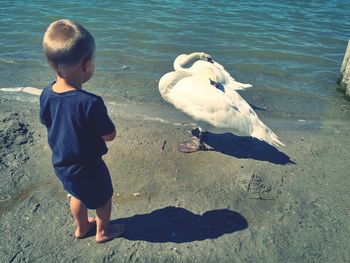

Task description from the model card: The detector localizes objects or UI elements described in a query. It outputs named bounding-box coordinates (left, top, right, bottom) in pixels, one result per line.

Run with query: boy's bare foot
left=75, top=217, right=96, bottom=239
left=96, top=224, right=125, bottom=243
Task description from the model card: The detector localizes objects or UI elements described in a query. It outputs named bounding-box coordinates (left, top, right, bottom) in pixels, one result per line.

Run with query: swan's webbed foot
left=177, top=136, right=208, bottom=153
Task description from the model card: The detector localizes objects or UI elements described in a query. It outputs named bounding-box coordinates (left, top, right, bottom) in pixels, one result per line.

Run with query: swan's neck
left=174, top=52, right=203, bottom=71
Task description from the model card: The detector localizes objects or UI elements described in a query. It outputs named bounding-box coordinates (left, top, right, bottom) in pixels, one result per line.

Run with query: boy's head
left=43, top=19, right=95, bottom=78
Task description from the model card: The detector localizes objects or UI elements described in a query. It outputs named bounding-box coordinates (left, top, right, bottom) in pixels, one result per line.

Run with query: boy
left=40, top=19, right=124, bottom=243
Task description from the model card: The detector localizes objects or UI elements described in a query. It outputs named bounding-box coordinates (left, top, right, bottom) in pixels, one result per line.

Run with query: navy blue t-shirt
left=39, top=82, right=115, bottom=179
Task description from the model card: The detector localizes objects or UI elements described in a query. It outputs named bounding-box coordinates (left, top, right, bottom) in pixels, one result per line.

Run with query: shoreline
left=1, top=97, right=350, bottom=262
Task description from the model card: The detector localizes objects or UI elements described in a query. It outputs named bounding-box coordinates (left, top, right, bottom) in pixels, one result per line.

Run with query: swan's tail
left=251, top=121, right=285, bottom=147
left=0, top=87, right=42, bottom=96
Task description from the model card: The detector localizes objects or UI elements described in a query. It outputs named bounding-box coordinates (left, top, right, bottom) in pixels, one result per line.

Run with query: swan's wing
left=167, top=76, right=284, bottom=147
left=167, top=76, right=248, bottom=130
left=221, top=86, right=284, bottom=146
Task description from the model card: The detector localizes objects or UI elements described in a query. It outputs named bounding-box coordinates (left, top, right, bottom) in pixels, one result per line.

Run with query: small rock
left=33, top=204, right=40, bottom=213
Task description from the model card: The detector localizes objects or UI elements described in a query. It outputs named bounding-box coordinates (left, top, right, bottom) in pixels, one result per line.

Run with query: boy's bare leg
left=70, top=196, right=95, bottom=238
left=95, top=198, right=124, bottom=243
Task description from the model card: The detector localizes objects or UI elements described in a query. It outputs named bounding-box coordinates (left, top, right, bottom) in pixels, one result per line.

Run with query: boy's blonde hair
left=43, top=19, right=95, bottom=68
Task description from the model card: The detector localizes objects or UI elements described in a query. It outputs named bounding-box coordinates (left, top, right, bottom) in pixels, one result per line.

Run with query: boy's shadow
left=111, top=206, right=248, bottom=243
left=192, top=129, right=295, bottom=165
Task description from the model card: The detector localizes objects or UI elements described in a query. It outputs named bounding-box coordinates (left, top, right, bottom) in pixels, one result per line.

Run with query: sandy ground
left=0, top=96, right=350, bottom=263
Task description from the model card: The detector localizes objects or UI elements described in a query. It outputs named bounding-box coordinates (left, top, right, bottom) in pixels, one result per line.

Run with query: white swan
left=159, top=52, right=284, bottom=152
left=173, top=52, right=252, bottom=91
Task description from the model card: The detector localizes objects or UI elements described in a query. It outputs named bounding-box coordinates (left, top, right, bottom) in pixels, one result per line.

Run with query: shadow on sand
left=192, top=129, right=295, bottom=165
left=112, top=206, right=248, bottom=243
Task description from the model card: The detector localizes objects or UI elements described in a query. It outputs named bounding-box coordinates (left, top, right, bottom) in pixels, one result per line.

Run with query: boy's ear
left=82, top=57, right=93, bottom=73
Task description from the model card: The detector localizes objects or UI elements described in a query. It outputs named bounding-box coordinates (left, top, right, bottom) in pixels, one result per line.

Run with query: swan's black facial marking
left=207, top=57, right=214, bottom=63
left=209, top=79, right=225, bottom=92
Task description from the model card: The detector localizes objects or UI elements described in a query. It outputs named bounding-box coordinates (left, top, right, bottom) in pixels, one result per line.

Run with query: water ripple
left=0, top=0, right=349, bottom=103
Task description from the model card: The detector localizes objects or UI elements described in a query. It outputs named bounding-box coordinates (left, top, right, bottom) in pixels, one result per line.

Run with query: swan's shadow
left=192, top=129, right=295, bottom=165
left=111, top=206, right=248, bottom=243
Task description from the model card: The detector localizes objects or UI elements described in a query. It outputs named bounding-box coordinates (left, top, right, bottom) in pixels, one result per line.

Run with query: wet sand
left=0, top=96, right=350, bottom=263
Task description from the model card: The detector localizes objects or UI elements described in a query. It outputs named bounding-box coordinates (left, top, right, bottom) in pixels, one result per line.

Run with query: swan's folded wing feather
left=167, top=77, right=244, bottom=128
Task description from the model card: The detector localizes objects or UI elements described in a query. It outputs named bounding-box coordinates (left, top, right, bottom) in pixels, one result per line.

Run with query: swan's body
left=159, top=52, right=284, bottom=148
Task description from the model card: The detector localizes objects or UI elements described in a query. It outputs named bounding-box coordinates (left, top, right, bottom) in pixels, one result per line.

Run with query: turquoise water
left=0, top=1, right=349, bottom=119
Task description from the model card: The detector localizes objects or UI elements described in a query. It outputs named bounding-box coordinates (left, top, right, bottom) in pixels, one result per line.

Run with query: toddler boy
left=40, top=19, right=124, bottom=243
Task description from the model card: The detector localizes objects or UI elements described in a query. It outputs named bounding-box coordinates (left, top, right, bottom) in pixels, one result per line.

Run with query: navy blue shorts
left=60, top=159, right=113, bottom=209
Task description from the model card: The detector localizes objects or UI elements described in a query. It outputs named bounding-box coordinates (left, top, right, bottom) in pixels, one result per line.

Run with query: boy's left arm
left=39, top=92, right=46, bottom=125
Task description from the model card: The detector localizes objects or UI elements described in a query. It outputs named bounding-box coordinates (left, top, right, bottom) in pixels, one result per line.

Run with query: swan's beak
left=207, top=57, right=214, bottom=63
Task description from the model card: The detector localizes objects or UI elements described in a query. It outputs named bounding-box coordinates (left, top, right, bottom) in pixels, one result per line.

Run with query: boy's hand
left=101, top=131, right=116, bottom=141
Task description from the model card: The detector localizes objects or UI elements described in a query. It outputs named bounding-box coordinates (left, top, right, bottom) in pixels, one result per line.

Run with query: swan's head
left=199, top=52, right=214, bottom=64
